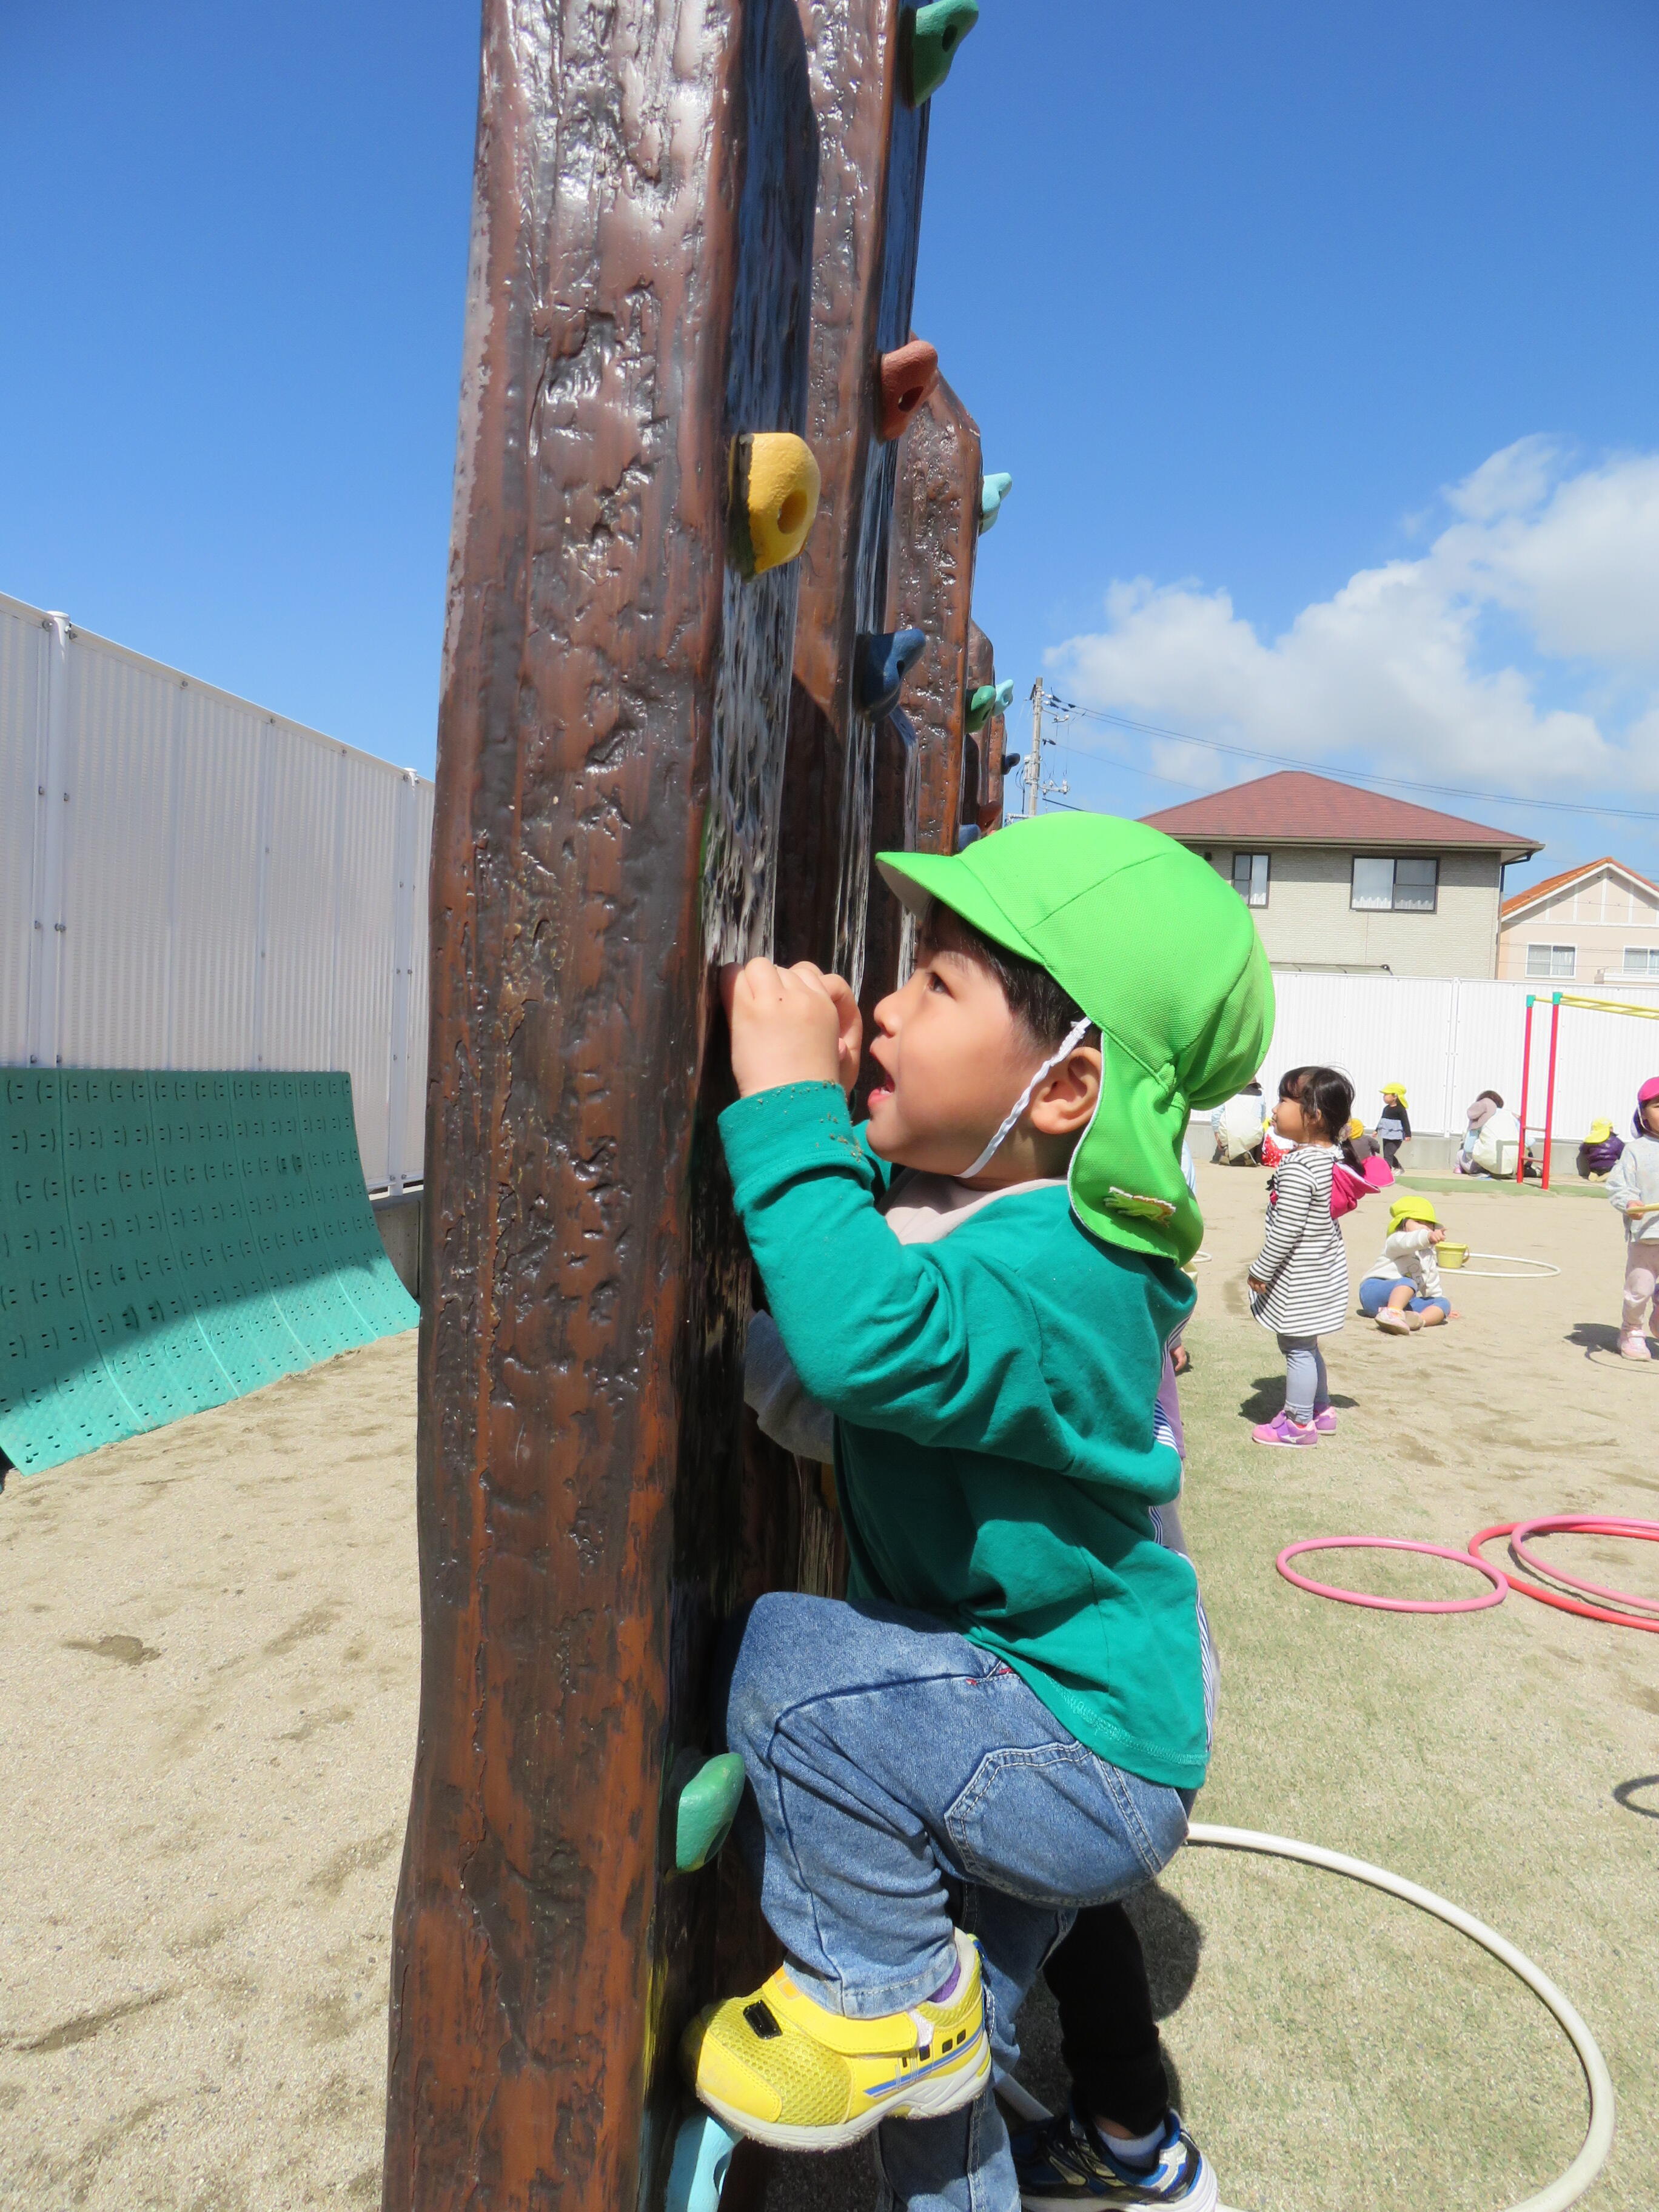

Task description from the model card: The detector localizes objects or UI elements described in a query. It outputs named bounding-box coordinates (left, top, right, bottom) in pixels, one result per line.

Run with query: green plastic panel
left=0, top=1068, right=417, bottom=1475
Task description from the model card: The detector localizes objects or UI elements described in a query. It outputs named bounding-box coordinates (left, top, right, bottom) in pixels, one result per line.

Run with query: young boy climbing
left=683, top=815, right=1273, bottom=2212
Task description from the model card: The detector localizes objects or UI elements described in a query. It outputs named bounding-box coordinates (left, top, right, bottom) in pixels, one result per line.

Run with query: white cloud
left=1048, top=440, right=1659, bottom=803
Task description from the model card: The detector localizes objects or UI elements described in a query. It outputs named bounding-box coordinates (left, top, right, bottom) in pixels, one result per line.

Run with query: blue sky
left=4, top=2, right=1657, bottom=896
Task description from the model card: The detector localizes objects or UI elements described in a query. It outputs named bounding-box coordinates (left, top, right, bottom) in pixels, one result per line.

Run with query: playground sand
left=0, top=1332, right=418, bottom=2212
left=2, top=1167, right=1655, bottom=2210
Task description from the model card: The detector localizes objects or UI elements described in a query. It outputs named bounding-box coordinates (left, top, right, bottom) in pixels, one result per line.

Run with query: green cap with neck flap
left=876, top=813, right=1275, bottom=1267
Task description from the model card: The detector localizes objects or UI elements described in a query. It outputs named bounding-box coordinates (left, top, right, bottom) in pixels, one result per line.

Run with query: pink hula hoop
left=1509, top=1516, right=1659, bottom=1617
left=1277, top=1536, right=1509, bottom=1614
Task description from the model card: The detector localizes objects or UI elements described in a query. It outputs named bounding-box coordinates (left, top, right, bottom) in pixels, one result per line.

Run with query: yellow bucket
left=1438, top=1242, right=1469, bottom=1270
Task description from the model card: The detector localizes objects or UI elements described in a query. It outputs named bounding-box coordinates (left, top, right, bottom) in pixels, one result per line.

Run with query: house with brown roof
left=1496, top=857, right=1659, bottom=985
left=1141, top=770, right=1542, bottom=979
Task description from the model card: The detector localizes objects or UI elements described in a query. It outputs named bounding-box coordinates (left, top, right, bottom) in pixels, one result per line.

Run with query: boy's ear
left=1028, top=1045, right=1102, bottom=1138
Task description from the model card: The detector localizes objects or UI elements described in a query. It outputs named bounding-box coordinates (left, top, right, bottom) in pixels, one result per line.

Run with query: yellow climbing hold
left=730, top=432, right=821, bottom=578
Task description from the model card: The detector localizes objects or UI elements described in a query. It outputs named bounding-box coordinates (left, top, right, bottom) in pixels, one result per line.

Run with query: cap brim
left=876, top=850, right=1042, bottom=965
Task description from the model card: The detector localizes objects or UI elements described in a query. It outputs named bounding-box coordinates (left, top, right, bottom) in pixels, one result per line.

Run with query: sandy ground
left=0, top=1336, right=418, bottom=2212
left=2, top=1164, right=1656, bottom=2210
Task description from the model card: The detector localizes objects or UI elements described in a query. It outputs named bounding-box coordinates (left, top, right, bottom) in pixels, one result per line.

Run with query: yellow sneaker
left=682, top=1928, right=990, bottom=2150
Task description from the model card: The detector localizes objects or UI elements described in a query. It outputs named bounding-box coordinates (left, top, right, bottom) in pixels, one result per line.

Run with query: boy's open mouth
left=866, top=1083, right=894, bottom=1111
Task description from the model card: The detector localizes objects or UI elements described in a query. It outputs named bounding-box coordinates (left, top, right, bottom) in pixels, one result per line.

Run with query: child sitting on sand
left=1359, top=1195, right=1452, bottom=1332
left=687, top=814, right=1272, bottom=2212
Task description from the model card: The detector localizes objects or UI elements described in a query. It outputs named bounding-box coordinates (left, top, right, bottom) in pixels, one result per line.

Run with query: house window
left=1230, top=853, right=1269, bottom=907
left=1623, top=947, right=1659, bottom=976
left=1526, top=943, right=1576, bottom=979
left=1351, top=856, right=1439, bottom=912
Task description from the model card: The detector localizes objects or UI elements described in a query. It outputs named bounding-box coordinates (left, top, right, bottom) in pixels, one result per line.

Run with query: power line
left=1038, top=688, right=1659, bottom=826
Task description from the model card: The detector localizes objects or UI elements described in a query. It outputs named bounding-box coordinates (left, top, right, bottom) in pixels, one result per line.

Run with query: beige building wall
left=1496, top=866, right=1659, bottom=982
left=1205, top=846, right=1504, bottom=979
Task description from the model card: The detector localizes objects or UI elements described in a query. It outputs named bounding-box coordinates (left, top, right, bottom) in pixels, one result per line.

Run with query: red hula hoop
left=1470, top=1523, right=1659, bottom=1635
left=1277, top=1537, right=1508, bottom=1614
left=1509, top=1516, right=1659, bottom=1617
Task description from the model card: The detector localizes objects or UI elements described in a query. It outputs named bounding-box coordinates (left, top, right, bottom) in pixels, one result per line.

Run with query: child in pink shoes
left=1246, top=1067, right=1354, bottom=1446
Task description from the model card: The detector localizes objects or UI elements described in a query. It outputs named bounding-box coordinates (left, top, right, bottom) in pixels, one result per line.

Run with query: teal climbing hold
left=666, top=2112, right=741, bottom=2212
left=902, top=0, right=980, bottom=106
left=966, top=679, right=1013, bottom=734
left=979, top=471, right=1013, bottom=534
left=674, top=1752, right=747, bottom=1874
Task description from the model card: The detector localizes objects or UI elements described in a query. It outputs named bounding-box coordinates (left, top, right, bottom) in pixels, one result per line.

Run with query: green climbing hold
left=902, top=0, right=979, bottom=106
left=674, top=1752, right=747, bottom=1874
left=979, top=471, right=1013, bottom=533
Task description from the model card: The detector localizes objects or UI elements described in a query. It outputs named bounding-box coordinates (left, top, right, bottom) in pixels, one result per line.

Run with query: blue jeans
left=1358, top=1278, right=1450, bottom=1319
left=723, top=1593, right=1191, bottom=2212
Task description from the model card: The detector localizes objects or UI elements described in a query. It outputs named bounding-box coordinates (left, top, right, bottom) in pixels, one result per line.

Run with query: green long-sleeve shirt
left=720, top=1082, right=1208, bottom=1790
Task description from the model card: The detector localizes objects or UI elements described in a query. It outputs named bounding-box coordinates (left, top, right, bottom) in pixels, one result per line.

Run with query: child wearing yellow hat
left=1358, top=1194, right=1452, bottom=1333
left=1375, top=1084, right=1410, bottom=1170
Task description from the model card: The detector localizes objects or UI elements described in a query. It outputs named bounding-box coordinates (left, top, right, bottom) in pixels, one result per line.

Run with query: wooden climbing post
left=382, top=5, right=818, bottom=2208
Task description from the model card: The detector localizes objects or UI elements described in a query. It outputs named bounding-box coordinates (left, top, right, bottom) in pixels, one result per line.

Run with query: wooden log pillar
left=774, top=0, right=928, bottom=993
left=965, top=621, right=1010, bottom=834
left=851, top=372, right=983, bottom=1028
left=383, top=5, right=819, bottom=2209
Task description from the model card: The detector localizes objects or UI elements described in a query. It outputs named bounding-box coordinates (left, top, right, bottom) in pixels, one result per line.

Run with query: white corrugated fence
left=1264, top=971, right=1659, bottom=1142
left=1, top=590, right=433, bottom=1191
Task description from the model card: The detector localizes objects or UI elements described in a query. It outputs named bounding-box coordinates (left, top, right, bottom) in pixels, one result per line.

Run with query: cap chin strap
left=959, top=1016, right=1094, bottom=1181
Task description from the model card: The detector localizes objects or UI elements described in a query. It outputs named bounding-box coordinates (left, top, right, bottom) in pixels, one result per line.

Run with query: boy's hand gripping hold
left=721, top=959, right=863, bottom=1099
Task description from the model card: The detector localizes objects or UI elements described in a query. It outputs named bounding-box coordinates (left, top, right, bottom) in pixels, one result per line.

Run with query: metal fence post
left=385, top=770, right=418, bottom=1196
left=25, top=612, right=72, bottom=1068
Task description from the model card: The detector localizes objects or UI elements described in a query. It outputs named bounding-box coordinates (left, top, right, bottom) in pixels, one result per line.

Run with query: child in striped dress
left=1247, top=1065, right=1355, bottom=1447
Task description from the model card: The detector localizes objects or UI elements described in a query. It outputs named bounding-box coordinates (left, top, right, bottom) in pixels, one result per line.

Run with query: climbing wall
left=966, top=618, right=1013, bottom=834
left=383, top=4, right=819, bottom=2209
left=385, top=4, right=994, bottom=2210
left=773, top=0, right=928, bottom=992
left=859, top=369, right=990, bottom=1017
left=0, top=1067, right=414, bottom=1474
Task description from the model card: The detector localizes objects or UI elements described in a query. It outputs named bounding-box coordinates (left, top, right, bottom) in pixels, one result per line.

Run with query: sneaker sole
left=697, top=2023, right=991, bottom=2151
left=1019, top=2160, right=1219, bottom=2212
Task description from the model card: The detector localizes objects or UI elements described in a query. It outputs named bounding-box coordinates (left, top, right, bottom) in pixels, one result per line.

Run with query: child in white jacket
left=1358, top=1194, right=1452, bottom=1334
left=1608, top=1078, right=1659, bottom=1359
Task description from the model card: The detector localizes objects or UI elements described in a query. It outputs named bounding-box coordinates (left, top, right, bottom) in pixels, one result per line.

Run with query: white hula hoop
left=1000, top=1824, right=1614, bottom=2212
left=1454, top=1252, right=1562, bottom=1279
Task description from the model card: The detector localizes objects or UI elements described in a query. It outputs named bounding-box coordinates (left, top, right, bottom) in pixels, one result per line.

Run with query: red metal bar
left=1541, top=994, right=1563, bottom=1190
left=1516, top=994, right=1534, bottom=1184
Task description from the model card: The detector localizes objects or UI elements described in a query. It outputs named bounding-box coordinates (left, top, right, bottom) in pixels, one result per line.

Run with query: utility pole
left=1025, top=679, right=1043, bottom=819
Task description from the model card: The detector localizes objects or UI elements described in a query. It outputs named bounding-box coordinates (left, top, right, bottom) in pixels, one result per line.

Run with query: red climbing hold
left=877, top=339, right=940, bottom=442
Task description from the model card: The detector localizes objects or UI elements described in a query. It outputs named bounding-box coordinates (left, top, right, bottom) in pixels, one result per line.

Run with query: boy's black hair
left=920, top=900, right=1099, bottom=1052
left=1477, top=1088, right=1503, bottom=1108
left=1278, top=1063, right=1355, bottom=1142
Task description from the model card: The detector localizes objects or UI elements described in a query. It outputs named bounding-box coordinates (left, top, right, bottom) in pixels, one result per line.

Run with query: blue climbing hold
left=666, top=2112, right=741, bottom=2212
left=979, top=472, right=1013, bottom=534
left=855, top=628, right=928, bottom=719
